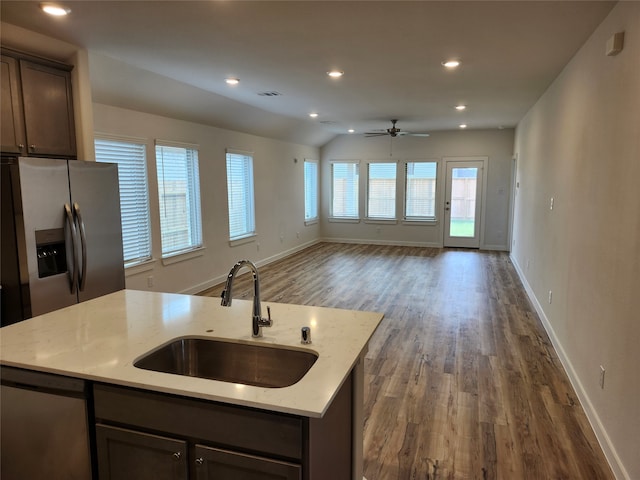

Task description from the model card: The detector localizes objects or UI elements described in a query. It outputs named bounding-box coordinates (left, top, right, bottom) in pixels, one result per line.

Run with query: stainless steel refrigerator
left=1, top=157, right=125, bottom=326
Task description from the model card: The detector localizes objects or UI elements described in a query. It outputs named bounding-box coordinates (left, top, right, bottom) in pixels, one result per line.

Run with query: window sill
left=304, top=218, right=318, bottom=226
left=229, top=234, right=256, bottom=247
left=328, top=217, right=360, bottom=224
left=364, top=218, right=397, bottom=225
left=125, top=258, right=156, bottom=276
left=161, top=246, right=206, bottom=266
left=402, top=219, right=438, bottom=226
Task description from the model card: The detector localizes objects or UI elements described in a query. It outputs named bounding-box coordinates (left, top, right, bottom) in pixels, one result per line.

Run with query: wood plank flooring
left=199, top=243, right=614, bottom=480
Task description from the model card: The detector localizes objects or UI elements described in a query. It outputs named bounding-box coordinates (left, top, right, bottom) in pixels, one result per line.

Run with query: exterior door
left=443, top=159, right=485, bottom=248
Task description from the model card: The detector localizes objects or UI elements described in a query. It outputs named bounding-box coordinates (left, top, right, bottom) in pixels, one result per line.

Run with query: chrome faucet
left=221, top=260, right=272, bottom=338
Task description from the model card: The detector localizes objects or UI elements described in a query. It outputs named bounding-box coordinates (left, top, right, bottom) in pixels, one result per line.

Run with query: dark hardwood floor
left=200, top=242, right=614, bottom=480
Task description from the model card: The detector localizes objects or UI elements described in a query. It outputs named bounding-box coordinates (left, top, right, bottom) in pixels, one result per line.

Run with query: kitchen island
left=0, top=289, right=384, bottom=479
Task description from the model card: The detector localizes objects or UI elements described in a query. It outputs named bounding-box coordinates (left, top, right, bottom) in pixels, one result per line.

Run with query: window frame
left=303, top=159, right=319, bottom=225
left=154, top=140, right=203, bottom=259
left=225, top=149, right=256, bottom=243
left=403, top=160, right=439, bottom=224
left=94, top=134, right=152, bottom=268
left=329, top=160, right=360, bottom=222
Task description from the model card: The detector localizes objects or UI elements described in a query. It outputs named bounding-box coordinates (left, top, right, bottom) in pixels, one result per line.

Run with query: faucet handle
left=262, top=306, right=273, bottom=327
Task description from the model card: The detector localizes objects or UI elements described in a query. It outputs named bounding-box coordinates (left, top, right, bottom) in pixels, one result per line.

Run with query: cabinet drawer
left=94, top=384, right=303, bottom=460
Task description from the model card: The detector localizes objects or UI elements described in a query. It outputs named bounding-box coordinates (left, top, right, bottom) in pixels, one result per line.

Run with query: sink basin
left=134, top=337, right=318, bottom=388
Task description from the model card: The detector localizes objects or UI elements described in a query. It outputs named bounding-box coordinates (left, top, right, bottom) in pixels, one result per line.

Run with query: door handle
left=64, top=204, right=78, bottom=294
left=73, top=203, right=88, bottom=292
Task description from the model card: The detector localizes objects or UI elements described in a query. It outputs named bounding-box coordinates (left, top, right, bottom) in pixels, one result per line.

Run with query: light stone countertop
left=0, top=289, right=384, bottom=418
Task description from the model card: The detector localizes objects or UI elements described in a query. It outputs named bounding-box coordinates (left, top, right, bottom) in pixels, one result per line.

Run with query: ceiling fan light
left=40, top=2, right=71, bottom=16
left=442, top=60, right=461, bottom=69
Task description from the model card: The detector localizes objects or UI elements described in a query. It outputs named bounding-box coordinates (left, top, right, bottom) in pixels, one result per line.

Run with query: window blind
left=95, top=138, right=151, bottom=266
left=368, top=163, right=396, bottom=219
left=331, top=162, right=359, bottom=218
left=155, top=145, right=202, bottom=256
left=405, top=161, right=437, bottom=220
left=226, top=151, right=255, bottom=240
left=304, top=160, right=318, bottom=221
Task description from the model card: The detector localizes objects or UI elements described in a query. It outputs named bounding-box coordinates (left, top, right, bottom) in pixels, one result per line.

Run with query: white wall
left=512, top=3, right=640, bottom=479
left=93, top=103, right=320, bottom=294
left=320, top=130, right=514, bottom=249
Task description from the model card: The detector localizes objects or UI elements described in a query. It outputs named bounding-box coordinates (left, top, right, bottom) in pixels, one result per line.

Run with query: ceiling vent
left=257, top=91, right=282, bottom=97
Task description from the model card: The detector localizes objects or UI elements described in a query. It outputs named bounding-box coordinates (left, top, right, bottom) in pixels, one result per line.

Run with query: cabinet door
left=19, top=59, right=76, bottom=157
left=194, top=444, right=301, bottom=480
left=1, top=54, right=26, bottom=154
left=96, top=424, right=188, bottom=480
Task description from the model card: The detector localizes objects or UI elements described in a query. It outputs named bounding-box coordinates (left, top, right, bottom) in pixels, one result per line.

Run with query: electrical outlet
left=147, top=276, right=154, bottom=288
left=599, top=365, right=605, bottom=389
left=548, top=290, right=553, bottom=304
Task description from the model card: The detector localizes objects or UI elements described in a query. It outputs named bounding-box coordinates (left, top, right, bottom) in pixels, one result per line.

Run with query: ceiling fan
left=365, top=119, right=430, bottom=138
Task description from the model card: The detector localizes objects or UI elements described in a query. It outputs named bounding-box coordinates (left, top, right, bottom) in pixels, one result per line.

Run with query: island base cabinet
left=96, top=424, right=188, bottom=480
left=194, top=445, right=301, bottom=480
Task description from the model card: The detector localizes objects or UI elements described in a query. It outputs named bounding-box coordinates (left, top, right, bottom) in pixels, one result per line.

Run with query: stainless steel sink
left=134, top=337, right=318, bottom=388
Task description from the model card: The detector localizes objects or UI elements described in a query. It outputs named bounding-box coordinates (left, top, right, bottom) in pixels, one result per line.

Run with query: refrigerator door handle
left=64, top=203, right=79, bottom=295
left=73, top=202, right=88, bottom=292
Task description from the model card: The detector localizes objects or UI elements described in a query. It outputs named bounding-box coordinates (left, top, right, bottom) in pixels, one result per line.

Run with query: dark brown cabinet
left=0, top=49, right=76, bottom=158
left=194, top=445, right=301, bottom=480
left=93, top=375, right=353, bottom=480
left=96, top=424, right=188, bottom=480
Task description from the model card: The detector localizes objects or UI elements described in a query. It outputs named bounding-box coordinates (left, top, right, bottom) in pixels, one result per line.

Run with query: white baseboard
left=509, top=255, right=629, bottom=480
left=182, top=239, right=322, bottom=295
left=321, top=237, right=442, bottom=248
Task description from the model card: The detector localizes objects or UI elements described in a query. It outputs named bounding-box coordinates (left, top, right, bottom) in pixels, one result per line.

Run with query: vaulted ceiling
left=1, top=1, right=615, bottom=146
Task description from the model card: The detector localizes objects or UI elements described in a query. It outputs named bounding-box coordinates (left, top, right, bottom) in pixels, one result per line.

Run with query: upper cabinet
left=1, top=49, right=76, bottom=158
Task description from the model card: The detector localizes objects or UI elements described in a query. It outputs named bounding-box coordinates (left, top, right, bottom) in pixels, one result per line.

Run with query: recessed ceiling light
left=348, top=129, right=355, bottom=133
left=40, top=2, right=70, bottom=16
left=459, top=124, right=468, bottom=129
left=327, top=70, right=344, bottom=78
left=442, top=60, right=461, bottom=68
left=309, top=113, right=318, bottom=118
left=225, top=78, right=239, bottom=85
left=455, top=105, right=467, bottom=111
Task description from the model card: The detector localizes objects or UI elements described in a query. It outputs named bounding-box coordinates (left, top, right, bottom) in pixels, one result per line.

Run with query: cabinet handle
left=195, top=457, right=204, bottom=465
left=29, top=144, right=36, bottom=151
left=173, top=452, right=181, bottom=460
left=18, top=144, right=24, bottom=149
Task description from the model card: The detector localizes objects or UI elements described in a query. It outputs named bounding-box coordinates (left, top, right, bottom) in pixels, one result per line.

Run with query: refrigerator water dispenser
left=35, top=228, right=67, bottom=278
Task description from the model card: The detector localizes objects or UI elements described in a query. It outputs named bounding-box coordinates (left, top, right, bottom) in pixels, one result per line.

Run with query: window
left=331, top=162, right=359, bottom=219
left=405, top=161, right=437, bottom=220
left=367, top=162, right=397, bottom=219
left=226, top=150, right=255, bottom=241
left=304, top=160, right=318, bottom=223
left=155, top=142, right=202, bottom=257
left=95, top=136, right=151, bottom=266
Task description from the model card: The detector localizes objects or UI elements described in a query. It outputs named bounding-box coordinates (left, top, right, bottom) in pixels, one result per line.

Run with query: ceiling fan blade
left=365, top=132, right=388, bottom=137
left=407, top=133, right=430, bottom=137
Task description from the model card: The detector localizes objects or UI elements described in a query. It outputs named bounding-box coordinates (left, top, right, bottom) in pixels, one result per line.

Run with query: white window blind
left=155, top=144, right=202, bottom=256
left=368, top=162, right=396, bottom=219
left=226, top=151, right=255, bottom=240
left=304, top=160, right=318, bottom=221
left=331, top=162, right=359, bottom=218
left=405, top=161, right=437, bottom=220
left=95, top=137, right=151, bottom=266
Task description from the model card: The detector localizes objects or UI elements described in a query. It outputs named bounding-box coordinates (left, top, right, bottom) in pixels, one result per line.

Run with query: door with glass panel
left=443, top=160, right=484, bottom=248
